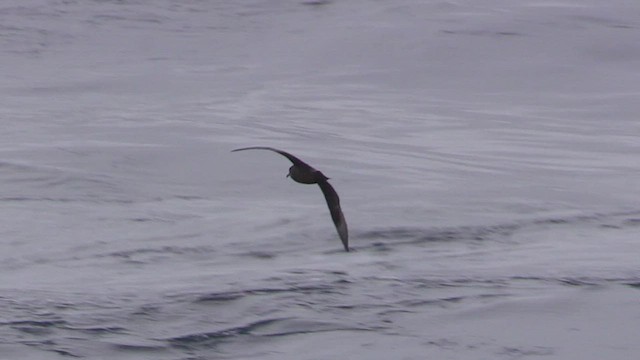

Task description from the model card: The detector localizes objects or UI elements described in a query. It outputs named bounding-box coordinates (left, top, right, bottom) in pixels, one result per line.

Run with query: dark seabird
left=232, top=146, right=349, bottom=252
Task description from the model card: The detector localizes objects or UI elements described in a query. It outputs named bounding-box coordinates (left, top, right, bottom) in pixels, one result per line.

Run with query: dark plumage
left=232, top=146, right=349, bottom=252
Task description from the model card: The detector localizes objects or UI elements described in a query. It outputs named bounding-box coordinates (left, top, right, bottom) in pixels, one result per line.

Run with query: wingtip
left=230, top=146, right=258, bottom=153
left=339, top=229, right=349, bottom=252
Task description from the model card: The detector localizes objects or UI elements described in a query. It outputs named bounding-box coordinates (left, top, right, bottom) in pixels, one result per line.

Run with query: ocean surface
left=1, top=0, right=639, bottom=359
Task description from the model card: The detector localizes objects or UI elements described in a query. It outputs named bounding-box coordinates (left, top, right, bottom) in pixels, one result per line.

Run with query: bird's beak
left=286, top=174, right=290, bottom=178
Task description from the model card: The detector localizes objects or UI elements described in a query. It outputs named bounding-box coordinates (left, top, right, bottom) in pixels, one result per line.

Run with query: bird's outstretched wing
left=232, top=147, right=311, bottom=168
left=318, top=180, right=349, bottom=251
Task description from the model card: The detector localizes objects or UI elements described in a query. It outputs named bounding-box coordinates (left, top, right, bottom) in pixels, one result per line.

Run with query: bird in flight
left=232, top=146, right=349, bottom=252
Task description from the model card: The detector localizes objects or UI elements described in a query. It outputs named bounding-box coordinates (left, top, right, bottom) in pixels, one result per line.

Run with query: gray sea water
left=1, top=1, right=640, bottom=359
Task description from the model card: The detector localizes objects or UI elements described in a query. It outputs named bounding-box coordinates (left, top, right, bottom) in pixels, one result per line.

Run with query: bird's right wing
left=318, top=180, right=349, bottom=251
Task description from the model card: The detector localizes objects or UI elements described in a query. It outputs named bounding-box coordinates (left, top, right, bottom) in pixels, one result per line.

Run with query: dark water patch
left=112, top=343, right=164, bottom=351
left=440, top=29, right=525, bottom=37
left=50, top=348, right=81, bottom=358
left=370, top=241, right=394, bottom=252
left=131, top=304, right=162, bottom=318
left=498, top=346, right=554, bottom=357
left=252, top=284, right=332, bottom=295
left=167, top=318, right=287, bottom=348
left=167, top=317, right=370, bottom=349
left=533, top=210, right=640, bottom=228
left=557, top=278, right=602, bottom=287
left=387, top=275, right=639, bottom=297
left=569, top=15, right=636, bottom=30
left=400, top=293, right=508, bottom=309
left=357, top=210, right=640, bottom=250
left=328, top=270, right=349, bottom=276
left=196, top=292, right=244, bottom=303
left=532, top=218, right=570, bottom=225
left=12, top=326, right=50, bottom=336
left=622, top=218, right=640, bottom=226
left=399, top=296, right=464, bottom=308
left=330, top=302, right=389, bottom=311
left=20, top=339, right=81, bottom=358
left=437, top=278, right=511, bottom=288
left=195, top=284, right=339, bottom=304
left=109, top=338, right=168, bottom=352
left=5, top=319, right=67, bottom=329
left=104, top=245, right=215, bottom=263
left=68, top=325, right=127, bottom=335
left=626, top=282, right=640, bottom=290
left=510, top=275, right=638, bottom=289
left=237, top=250, right=277, bottom=259
left=40, top=174, right=117, bottom=189
left=358, top=223, right=518, bottom=248
left=129, top=217, right=161, bottom=223
left=509, top=276, right=603, bottom=287
left=301, top=0, right=333, bottom=7
left=360, top=227, right=457, bottom=244
left=424, top=338, right=459, bottom=350
left=254, top=318, right=371, bottom=337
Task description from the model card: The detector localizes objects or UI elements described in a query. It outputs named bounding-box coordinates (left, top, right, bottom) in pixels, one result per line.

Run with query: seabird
left=232, top=146, right=349, bottom=252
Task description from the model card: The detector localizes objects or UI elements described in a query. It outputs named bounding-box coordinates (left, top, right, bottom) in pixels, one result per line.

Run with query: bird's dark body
left=232, top=146, right=349, bottom=252
left=288, top=165, right=328, bottom=184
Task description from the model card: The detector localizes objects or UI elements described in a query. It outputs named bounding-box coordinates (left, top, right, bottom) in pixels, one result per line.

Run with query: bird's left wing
left=232, top=146, right=311, bottom=168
